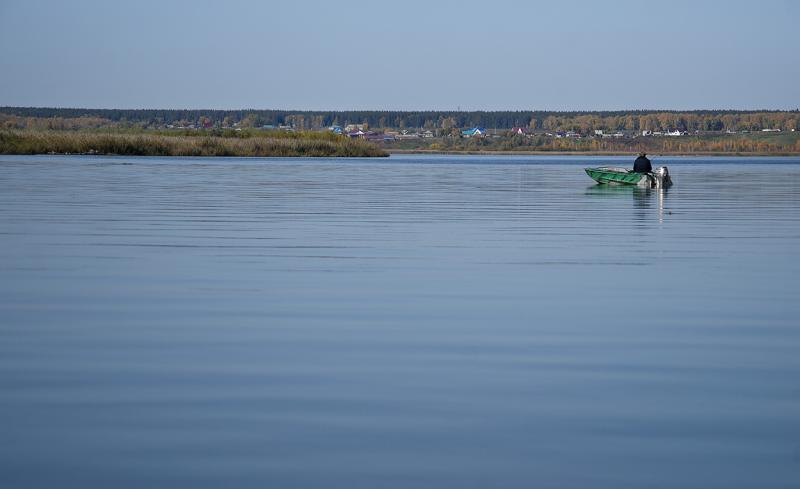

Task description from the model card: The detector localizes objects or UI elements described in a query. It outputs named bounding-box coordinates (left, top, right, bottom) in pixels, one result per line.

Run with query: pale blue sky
left=1, top=0, right=797, bottom=110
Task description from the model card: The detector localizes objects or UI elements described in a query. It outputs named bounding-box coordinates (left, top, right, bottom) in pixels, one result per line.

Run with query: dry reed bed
left=0, top=130, right=388, bottom=157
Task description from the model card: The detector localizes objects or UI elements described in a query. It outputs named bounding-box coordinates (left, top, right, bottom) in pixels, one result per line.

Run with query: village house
left=364, top=132, right=388, bottom=142
left=395, top=130, right=421, bottom=140
left=461, top=127, right=487, bottom=138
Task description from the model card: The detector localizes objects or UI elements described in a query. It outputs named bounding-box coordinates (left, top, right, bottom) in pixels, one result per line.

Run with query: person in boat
left=633, top=152, right=652, bottom=173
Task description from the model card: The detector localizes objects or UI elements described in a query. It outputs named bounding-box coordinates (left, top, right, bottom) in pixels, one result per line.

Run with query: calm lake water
left=1, top=154, right=799, bottom=488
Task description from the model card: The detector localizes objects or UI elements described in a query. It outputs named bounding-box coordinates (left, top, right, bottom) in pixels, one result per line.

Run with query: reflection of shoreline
left=388, top=149, right=800, bottom=156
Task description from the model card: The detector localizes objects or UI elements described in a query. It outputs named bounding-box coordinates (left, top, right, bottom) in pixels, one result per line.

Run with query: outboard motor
left=653, top=166, right=672, bottom=188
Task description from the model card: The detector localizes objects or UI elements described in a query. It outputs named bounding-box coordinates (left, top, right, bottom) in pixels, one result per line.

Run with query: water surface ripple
left=1, top=154, right=799, bottom=488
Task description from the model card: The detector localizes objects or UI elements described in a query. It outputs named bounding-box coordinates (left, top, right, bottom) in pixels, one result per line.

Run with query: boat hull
left=585, top=167, right=649, bottom=186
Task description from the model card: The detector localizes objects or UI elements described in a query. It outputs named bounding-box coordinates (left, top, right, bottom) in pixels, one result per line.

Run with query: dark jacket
left=633, top=155, right=652, bottom=173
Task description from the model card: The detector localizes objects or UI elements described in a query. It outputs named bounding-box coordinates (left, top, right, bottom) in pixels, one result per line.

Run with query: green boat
left=585, top=166, right=672, bottom=188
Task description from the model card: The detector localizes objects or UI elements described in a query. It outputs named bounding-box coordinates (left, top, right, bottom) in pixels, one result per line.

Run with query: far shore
left=2, top=129, right=798, bottom=159
left=4, top=149, right=799, bottom=158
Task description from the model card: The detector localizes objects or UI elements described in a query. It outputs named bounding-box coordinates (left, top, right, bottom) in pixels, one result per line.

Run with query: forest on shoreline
left=2, top=107, right=799, bottom=133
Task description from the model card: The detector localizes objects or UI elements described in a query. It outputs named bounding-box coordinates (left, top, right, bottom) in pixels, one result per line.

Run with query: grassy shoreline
left=0, top=130, right=388, bottom=158
left=2, top=130, right=797, bottom=158
left=388, top=149, right=800, bottom=157
left=384, top=131, right=800, bottom=155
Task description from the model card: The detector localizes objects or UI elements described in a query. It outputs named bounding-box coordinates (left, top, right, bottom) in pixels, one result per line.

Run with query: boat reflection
left=585, top=185, right=669, bottom=222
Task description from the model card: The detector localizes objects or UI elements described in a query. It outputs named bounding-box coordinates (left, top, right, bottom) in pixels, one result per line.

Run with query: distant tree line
left=410, top=133, right=800, bottom=154
left=1, top=107, right=798, bottom=133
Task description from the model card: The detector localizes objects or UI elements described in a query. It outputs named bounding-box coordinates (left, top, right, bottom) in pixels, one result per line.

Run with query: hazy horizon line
left=3, top=105, right=800, bottom=113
